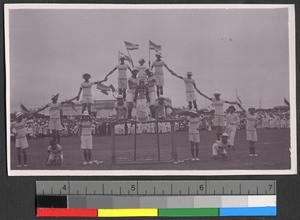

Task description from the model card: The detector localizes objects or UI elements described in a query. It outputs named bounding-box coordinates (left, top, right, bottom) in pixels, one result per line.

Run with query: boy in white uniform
left=114, top=95, right=128, bottom=121
left=212, top=133, right=231, bottom=159
left=11, top=112, right=30, bottom=167
left=127, top=68, right=139, bottom=119
left=154, top=97, right=174, bottom=120
left=105, top=56, right=132, bottom=100
left=46, top=139, right=63, bottom=166
left=187, top=108, right=201, bottom=161
left=238, top=104, right=260, bottom=156
left=151, top=52, right=172, bottom=97
left=77, top=73, right=104, bottom=115
left=146, top=68, right=157, bottom=118
left=169, top=70, right=198, bottom=110
left=36, top=93, right=77, bottom=144
left=195, top=90, right=238, bottom=140
left=137, top=58, right=148, bottom=84
left=79, top=111, right=94, bottom=165
left=226, top=105, right=240, bottom=149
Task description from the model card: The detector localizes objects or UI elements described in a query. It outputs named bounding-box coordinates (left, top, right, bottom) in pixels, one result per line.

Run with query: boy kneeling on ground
left=212, top=133, right=231, bottom=159
left=47, top=139, right=63, bottom=166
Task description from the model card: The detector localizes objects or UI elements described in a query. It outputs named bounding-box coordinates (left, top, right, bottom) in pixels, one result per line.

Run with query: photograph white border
left=5, top=4, right=297, bottom=176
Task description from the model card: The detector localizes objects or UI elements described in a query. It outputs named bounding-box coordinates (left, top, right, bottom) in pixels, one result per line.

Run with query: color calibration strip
left=36, top=195, right=276, bottom=217
left=36, top=180, right=276, bottom=217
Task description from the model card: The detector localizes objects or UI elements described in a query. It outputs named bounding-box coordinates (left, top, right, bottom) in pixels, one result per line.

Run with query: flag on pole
left=149, top=40, right=162, bottom=51
left=236, top=94, right=242, bottom=104
left=118, top=51, right=132, bottom=62
left=20, top=103, right=30, bottom=113
left=284, top=98, right=290, bottom=106
left=124, top=41, right=139, bottom=50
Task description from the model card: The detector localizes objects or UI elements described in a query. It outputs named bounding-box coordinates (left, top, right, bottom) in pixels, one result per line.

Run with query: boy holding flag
left=105, top=55, right=132, bottom=100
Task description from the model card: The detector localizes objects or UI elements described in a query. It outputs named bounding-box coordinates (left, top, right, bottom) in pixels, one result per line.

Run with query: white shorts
left=49, top=119, right=62, bottom=130
left=127, top=91, right=135, bottom=103
left=213, top=115, right=225, bottom=127
left=154, top=74, right=164, bottom=86
left=189, top=133, right=200, bottom=143
left=186, top=91, right=197, bottom=102
left=247, top=130, right=257, bottom=142
left=82, top=95, right=93, bottom=104
left=15, top=137, right=29, bottom=149
left=118, top=78, right=127, bottom=89
left=81, top=135, right=93, bottom=149
left=148, top=91, right=156, bottom=106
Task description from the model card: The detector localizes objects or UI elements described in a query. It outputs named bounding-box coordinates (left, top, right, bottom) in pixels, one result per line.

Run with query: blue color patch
left=220, top=207, right=276, bottom=216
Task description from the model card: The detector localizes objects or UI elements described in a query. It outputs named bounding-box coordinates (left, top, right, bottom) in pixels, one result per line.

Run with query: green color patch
left=158, top=208, right=219, bottom=217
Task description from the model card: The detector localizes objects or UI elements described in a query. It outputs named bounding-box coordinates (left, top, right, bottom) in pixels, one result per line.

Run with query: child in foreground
left=46, top=139, right=63, bottom=166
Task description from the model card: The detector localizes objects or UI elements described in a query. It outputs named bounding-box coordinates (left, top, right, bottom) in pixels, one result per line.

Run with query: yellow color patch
left=98, top=208, right=158, bottom=217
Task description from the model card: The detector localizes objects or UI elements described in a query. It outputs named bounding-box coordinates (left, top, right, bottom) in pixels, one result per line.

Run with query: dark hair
left=50, top=140, right=56, bottom=145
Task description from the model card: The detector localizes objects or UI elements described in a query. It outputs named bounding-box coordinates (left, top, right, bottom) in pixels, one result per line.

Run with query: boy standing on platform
left=127, top=68, right=139, bottom=119
left=35, top=93, right=77, bottom=144
left=77, top=73, right=102, bottom=115
left=114, top=95, right=128, bottom=121
left=195, top=90, right=238, bottom=140
left=151, top=52, right=172, bottom=97
left=169, top=70, right=198, bottom=110
left=105, top=56, right=131, bottom=100
left=146, top=68, right=157, bottom=118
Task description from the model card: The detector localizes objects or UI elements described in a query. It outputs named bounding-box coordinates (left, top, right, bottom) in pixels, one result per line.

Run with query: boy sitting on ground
left=46, top=139, right=63, bottom=166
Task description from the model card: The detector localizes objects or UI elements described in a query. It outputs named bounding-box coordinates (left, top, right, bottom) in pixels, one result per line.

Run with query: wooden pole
left=126, top=49, right=134, bottom=68
left=111, top=122, right=116, bottom=164
left=171, top=121, right=177, bottom=161
left=148, top=44, right=151, bottom=67
left=156, top=121, right=161, bottom=161
left=134, top=122, right=137, bottom=161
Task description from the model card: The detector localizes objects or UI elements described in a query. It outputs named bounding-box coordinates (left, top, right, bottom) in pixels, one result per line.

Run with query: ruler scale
left=36, top=180, right=276, bottom=217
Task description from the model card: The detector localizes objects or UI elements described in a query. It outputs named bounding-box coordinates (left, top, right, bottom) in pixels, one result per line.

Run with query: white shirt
left=246, top=112, right=259, bottom=131
left=212, top=98, right=225, bottom=116
left=80, top=120, right=92, bottom=136
left=226, top=113, right=240, bottom=126
left=80, top=82, right=94, bottom=96
left=147, top=76, right=156, bottom=92
left=152, top=60, right=165, bottom=75
left=188, top=117, right=200, bottom=134
left=127, top=77, right=138, bottom=94
left=116, top=64, right=129, bottom=79
left=114, top=102, right=127, bottom=118
left=183, top=77, right=195, bottom=92
left=48, top=102, right=62, bottom=119
left=137, top=65, right=147, bottom=81
left=13, top=119, right=27, bottom=138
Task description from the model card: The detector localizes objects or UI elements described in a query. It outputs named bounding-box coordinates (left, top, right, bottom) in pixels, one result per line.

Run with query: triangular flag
left=284, top=98, right=290, bottom=106
left=124, top=41, right=139, bottom=50
left=236, top=94, right=242, bottom=104
left=149, top=40, right=162, bottom=51
left=20, top=103, right=30, bottom=113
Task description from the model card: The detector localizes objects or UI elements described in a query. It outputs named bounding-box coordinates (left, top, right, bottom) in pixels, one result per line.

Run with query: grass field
left=10, top=129, right=291, bottom=171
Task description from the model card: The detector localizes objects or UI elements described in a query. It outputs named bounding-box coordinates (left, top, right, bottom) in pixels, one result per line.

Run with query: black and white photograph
left=5, top=4, right=296, bottom=176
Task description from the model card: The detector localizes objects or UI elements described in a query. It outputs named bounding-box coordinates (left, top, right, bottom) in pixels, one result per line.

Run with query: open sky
left=7, top=7, right=290, bottom=112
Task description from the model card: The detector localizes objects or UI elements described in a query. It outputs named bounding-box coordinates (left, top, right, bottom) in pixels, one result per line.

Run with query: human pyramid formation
left=11, top=51, right=260, bottom=167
